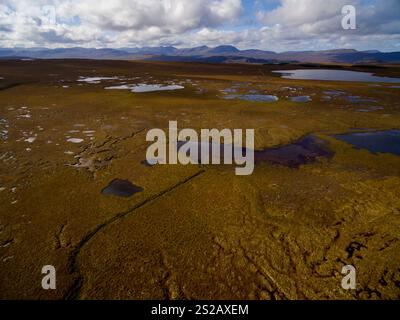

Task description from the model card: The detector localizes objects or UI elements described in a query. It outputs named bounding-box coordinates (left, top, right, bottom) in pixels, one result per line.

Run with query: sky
left=0, top=0, right=399, bottom=52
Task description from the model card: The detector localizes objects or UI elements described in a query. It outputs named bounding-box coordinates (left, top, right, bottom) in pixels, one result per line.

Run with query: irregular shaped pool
left=223, top=94, right=279, bottom=102
left=333, top=130, right=400, bottom=155
left=254, top=135, right=334, bottom=167
left=176, top=135, right=333, bottom=168
left=291, top=96, right=312, bottom=103
left=102, top=179, right=144, bottom=198
left=105, top=84, right=184, bottom=93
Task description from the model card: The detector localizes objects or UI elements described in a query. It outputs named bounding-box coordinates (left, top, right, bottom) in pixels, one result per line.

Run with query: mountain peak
left=209, top=45, right=240, bottom=54
left=0, top=46, right=399, bottom=64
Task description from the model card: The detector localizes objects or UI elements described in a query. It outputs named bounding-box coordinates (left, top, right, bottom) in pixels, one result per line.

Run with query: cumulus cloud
left=0, top=0, right=399, bottom=51
left=255, top=0, right=400, bottom=51
left=0, top=0, right=242, bottom=47
left=58, top=0, right=242, bottom=32
left=258, top=0, right=350, bottom=28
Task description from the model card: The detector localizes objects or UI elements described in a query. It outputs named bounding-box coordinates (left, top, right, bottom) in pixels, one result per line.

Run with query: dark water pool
left=223, top=94, right=278, bottom=102
left=291, top=96, right=311, bottom=103
left=346, top=96, right=378, bottom=104
left=333, top=130, right=400, bottom=155
left=177, top=135, right=333, bottom=168
left=102, top=179, right=143, bottom=197
left=254, top=135, right=334, bottom=167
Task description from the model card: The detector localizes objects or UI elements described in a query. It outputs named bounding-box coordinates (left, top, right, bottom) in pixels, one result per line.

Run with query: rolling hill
left=1, top=46, right=399, bottom=64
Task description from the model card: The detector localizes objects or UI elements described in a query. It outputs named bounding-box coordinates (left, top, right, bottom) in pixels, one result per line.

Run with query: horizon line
left=1, top=46, right=399, bottom=54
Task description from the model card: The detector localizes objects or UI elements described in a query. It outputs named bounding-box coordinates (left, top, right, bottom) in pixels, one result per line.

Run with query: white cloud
left=0, top=0, right=399, bottom=51
left=254, top=0, right=400, bottom=51
left=0, top=0, right=243, bottom=47
left=258, top=0, right=351, bottom=28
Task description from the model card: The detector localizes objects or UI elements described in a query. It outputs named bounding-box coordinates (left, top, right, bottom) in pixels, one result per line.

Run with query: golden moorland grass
left=0, top=60, right=399, bottom=299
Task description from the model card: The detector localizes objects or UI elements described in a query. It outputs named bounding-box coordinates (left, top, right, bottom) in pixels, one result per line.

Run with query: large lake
left=273, top=69, right=400, bottom=83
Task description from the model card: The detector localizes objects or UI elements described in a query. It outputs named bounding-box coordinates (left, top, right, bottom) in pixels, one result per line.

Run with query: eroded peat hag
left=0, top=59, right=400, bottom=300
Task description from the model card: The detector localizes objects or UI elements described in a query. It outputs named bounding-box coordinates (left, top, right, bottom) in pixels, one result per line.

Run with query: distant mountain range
left=1, top=45, right=400, bottom=64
